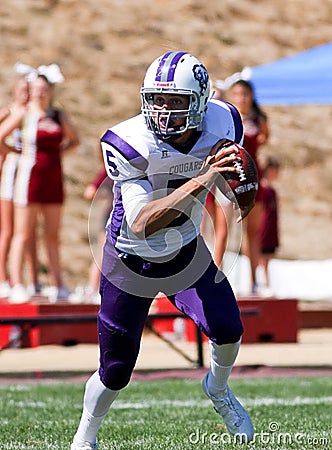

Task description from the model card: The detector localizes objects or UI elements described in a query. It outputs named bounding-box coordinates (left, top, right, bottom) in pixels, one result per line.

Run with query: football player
left=71, top=51, right=255, bottom=449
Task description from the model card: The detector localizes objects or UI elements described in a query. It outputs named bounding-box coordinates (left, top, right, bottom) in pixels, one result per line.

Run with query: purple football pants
left=98, top=236, right=243, bottom=390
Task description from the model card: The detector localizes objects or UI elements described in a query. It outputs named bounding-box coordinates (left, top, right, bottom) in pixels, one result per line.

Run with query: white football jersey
left=101, top=99, right=243, bottom=259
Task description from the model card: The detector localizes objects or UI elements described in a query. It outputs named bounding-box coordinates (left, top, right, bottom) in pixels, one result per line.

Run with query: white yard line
left=112, top=396, right=332, bottom=409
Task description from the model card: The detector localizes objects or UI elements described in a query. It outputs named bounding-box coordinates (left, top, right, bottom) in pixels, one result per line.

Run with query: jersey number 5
left=105, top=149, right=120, bottom=177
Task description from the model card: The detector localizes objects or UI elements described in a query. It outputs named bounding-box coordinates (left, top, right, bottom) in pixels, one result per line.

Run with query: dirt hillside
left=1, top=0, right=331, bottom=287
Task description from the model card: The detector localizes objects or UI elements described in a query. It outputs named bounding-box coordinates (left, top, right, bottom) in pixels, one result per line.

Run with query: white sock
left=208, top=339, right=241, bottom=396
left=73, top=371, right=119, bottom=445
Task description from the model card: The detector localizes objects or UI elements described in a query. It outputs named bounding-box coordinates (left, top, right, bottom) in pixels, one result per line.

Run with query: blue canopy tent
left=217, top=42, right=332, bottom=106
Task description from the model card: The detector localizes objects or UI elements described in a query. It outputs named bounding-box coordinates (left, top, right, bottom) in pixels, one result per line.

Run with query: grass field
left=1, top=376, right=331, bottom=450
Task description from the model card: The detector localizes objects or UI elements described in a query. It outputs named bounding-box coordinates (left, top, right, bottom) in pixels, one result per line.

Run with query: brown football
left=222, top=142, right=259, bottom=208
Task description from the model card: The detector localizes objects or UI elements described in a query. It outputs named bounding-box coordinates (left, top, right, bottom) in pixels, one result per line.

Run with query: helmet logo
left=192, top=64, right=209, bottom=95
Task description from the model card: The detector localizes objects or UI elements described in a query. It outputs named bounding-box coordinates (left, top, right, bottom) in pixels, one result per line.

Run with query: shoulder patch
left=101, top=129, right=148, bottom=171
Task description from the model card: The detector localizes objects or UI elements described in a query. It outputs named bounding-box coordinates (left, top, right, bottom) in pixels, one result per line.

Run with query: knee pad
left=98, top=325, right=140, bottom=390
left=211, top=317, right=243, bottom=345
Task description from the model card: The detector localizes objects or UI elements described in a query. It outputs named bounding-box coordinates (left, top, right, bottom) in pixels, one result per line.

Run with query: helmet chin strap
left=155, top=123, right=187, bottom=141
left=159, top=133, right=182, bottom=142
left=153, top=110, right=188, bottom=140
left=166, top=123, right=186, bottom=134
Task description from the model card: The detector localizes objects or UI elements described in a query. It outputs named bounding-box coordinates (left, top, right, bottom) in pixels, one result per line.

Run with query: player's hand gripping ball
left=221, top=141, right=259, bottom=209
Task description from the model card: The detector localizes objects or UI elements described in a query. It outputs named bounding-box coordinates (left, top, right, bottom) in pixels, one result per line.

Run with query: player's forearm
left=131, top=176, right=210, bottom=238
left=130, top=146, right=239, bottom=238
